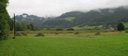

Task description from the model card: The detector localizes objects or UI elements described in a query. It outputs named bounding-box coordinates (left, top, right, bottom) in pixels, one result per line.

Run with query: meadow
left=0, top=31, right=128, bottom=56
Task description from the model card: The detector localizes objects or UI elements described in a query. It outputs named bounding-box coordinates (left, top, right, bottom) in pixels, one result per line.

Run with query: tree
left=16, top=23, right=22, bottom=31
left=8, top=19, right=13, bottom=31
left=0, top=18, right=9, bottom=40
left=21, top=22, right=27, bottom=31
left=30, top=24, right=36, bottom=31
left=0, top=0, right=10, bottom=40
left=27, top=24, right=32, bottom=30
left=15, top=23, right=39, bottom=31
left=27, top=24, right=38, bottom=31
left=117, top=23, right=125, bottom=31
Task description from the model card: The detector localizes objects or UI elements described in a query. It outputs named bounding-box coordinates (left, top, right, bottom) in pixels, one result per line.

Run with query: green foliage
left=0, top=0, right=10, bottom=40
left=21, top=22, right=27, bottom=31
left=27, top=24, right=32, bottom=30
left=0, top=19, right=9, bottom=40
left=15, top=23, right=39, bottom=31
left=29, top=24, right=36, bottom=31
left=16, top=23, right=23, bottom=31
left=95, top=32, right=101, bottom=35
left=35, top=33, right=45, bottom=37
left=117, top=23, right=125, bottom=31
left=8, top=19, right=13, bottom=31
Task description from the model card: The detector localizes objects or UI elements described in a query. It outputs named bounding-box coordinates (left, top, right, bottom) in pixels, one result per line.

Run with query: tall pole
left=13, top=14, right=16, bottom=39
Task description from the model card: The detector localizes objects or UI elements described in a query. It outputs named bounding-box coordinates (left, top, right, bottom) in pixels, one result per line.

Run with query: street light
left=13, top=14, right=16, bottom=39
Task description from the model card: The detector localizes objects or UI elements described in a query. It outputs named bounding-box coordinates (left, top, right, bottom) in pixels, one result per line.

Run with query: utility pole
left=13, top=14, right=16, bottom=39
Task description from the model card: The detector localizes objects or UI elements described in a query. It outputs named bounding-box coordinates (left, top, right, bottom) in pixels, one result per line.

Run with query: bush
left=74, top=32, right=79, bottom=35
left=56, top=28, right=63, bottom=31
left=35, top=33, right=45, bottom=37
left=55, top=33, right=59, bottom=35
left=15, top=32, right=22, bottom=36
left=21, top=32, right=27, bottom=36
left=95, top=32, right=101, bottom=35
left=67, top=28, right=74, bottom=31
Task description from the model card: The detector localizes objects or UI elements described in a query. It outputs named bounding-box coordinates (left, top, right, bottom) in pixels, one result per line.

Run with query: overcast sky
left=7, top=0, right=128, bottom=17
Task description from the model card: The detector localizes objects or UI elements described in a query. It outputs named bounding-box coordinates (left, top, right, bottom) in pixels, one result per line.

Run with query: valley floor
left=0, top=33, right=128, bottom=56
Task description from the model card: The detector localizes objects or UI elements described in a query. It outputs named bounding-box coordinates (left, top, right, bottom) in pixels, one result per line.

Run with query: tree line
left=15, top=23, right=39, bottom=31
left=9, top=20, right=39, bottom=31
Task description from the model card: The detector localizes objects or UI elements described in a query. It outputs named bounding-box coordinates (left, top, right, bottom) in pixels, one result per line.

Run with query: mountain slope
left=14, top=6, right=128, bottom=28
left=43, top=6, right=128, bottom=28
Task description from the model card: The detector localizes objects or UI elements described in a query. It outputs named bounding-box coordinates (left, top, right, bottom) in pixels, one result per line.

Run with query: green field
left=73, top=25, right=103, bottom=29
left=0, top=33, right=128, bottom=56
left=124, top=23, right=128, bottom=28
left=64, top=17, right=75, bottom=22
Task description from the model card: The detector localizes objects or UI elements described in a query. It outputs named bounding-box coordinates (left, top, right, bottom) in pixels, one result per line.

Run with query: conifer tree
left=0, top=0, right=10, bottom=40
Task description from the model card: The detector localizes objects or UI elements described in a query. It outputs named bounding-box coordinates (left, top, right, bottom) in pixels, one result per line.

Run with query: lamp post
left=13, top=14, right=16, bottom=39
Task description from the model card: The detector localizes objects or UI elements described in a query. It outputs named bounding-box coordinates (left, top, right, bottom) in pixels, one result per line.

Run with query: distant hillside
left=42, top=6, right=128, bottom=28
left=14, top=6, right=128, bottom=29
left=12, top=13, right=54, bottom=28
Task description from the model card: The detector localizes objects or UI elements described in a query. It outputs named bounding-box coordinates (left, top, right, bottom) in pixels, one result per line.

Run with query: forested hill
left=13, top=13, right=55, bottom=27
left=14, top=6, right=128, bottom=28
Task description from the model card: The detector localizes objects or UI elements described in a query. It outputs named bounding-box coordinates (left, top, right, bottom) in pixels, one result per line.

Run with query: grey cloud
left=7, top=0, right=128, bottom=17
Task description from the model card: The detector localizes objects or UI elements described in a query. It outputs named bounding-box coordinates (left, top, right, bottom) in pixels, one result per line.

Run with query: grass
left=64, top=17, right=75, bottom=22
left=1, top=33, right=128, bottom=56
left=124, top=22, right=128, bottom=28
left=73, top=25, right=103, bottom=29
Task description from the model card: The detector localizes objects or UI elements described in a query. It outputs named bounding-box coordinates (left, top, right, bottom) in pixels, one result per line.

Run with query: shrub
left=67, top=28, right=74, bottom=31
left=21, top=32, right=27, bottom=36
left=95, top=32, right=101, bottom=35
left=56, top=28, right=63, bottom=31
left=15, top=32, right=22, bottom=36
left=74, top=32, right=79, bottom=35
left=55, top=33, right=59, bottom=35
left=35, top=33, right=45, bottom=37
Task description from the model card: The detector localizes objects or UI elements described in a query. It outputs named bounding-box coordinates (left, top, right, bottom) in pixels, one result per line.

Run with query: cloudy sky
left=7, top=0, right=128, bottom=17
